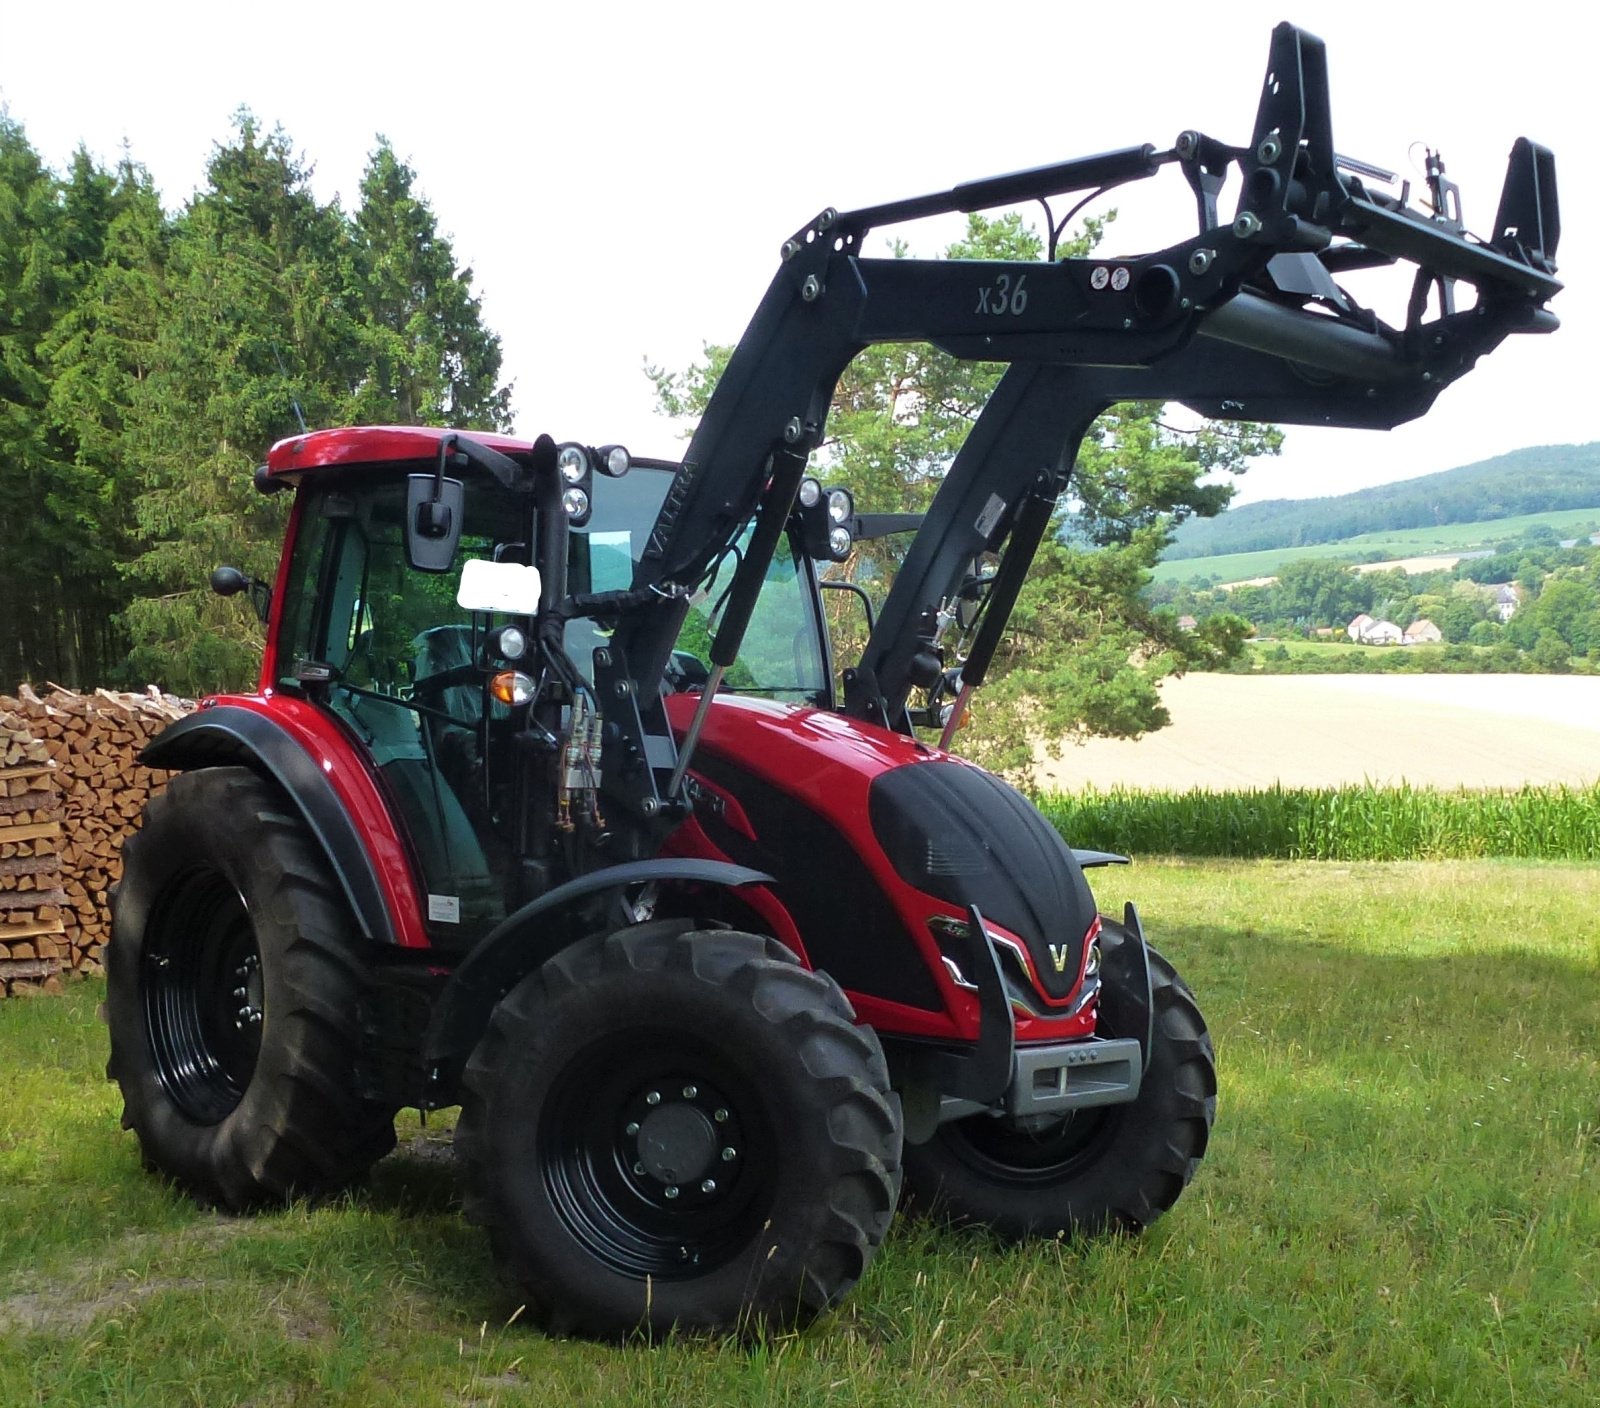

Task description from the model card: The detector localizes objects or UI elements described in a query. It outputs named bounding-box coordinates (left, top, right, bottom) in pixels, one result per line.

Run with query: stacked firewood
left=0, top=709, right=67, bottom=994
left=0, top=685, right=192, bottom=991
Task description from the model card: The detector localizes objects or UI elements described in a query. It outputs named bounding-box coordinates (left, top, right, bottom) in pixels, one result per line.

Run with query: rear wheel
left=902, top=921, right=1215, bottom=1238
left=456, top=924, right=902, bottom=1337
left=106, top=767, right=397, bottom=1207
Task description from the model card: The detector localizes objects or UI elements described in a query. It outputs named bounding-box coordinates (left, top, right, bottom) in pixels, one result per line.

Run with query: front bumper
left=892, top=900, right=1152, bottom=1140
left=938, top=1035, right=1143, bottom=1125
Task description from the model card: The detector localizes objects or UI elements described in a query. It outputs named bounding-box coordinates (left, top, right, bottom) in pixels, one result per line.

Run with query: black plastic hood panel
left=868, top=761, right=1097, bottom=999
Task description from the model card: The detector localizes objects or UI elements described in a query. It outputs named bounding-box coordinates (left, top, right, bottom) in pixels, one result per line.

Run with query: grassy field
left=1038, top=781, right=1600, bottom=860
left=1151, top=504, right=1600, bottom=584
left=3, top=860, right=1596, bottom=1406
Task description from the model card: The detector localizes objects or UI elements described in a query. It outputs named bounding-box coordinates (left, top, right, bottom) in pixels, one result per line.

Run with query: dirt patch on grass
left=0, top=1219, right=253, bottom=1338
left=1032, top=673, right=1600, bottom=791
left=0, top=1276, right=211, bottom=1336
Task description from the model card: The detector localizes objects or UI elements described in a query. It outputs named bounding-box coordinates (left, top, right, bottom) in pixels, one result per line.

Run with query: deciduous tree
left=651, top=213, right=1279, bottom=771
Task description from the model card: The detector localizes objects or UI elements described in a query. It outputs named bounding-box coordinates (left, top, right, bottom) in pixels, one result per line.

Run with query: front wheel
left=902, top=919, right=1215, bottom=1239
left=455, top=924, right=902, bottom=1337
left=106, top=767, right=397, bottom=1207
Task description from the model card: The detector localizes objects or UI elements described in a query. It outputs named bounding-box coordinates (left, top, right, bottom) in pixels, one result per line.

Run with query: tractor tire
left=105, top=766, right=397, bottom=1208
left=902, top=919, right=1215, bottom=1239
left=455, top=924, right=902, bottom=1338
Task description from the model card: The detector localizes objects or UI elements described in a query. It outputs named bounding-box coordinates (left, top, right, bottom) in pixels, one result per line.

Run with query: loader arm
left=601, top=20, right=1559, bottom=820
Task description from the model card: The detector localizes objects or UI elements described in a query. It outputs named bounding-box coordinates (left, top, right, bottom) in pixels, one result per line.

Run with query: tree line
left=1150, top=533, right=1600, bottom=672
left=5, top=113, right=1278, bottom=755
left=0, top=111, right=511, bottom=695
left=1164, top=442, right=1600, bottom=561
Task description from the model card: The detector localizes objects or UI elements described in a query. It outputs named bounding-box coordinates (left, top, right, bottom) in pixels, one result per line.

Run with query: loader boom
left=601, top=20, right=1559, bottom=816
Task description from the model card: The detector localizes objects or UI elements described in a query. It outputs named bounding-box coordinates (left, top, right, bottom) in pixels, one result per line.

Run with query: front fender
left=421, top=858, right=773, bottom=1103
left=142, top=705, right=406, bottom=946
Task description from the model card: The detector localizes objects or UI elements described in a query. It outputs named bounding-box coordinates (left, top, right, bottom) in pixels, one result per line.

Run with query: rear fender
left=421, top=858, right=773, bottom=1104
left=141, top=705, right=405, bottom=946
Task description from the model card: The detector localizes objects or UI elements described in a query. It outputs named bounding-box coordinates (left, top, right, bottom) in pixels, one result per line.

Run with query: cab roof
left=263, top=426, right=537, bottom=482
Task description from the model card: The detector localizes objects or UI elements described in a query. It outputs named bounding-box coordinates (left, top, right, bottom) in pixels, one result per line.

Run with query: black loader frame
left=599, top=22, right=1557, bottom=828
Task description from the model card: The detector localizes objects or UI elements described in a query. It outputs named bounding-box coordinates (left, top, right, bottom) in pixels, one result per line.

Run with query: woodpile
left=0, top=685, right=192, bottom=995
left=1, top=709, right=67, bottom=995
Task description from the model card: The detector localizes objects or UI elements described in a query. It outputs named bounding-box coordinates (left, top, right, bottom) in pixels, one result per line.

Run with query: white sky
left=2, top=0, right=1589, bottom=506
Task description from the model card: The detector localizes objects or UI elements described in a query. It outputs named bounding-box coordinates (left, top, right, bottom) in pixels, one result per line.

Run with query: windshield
left=574, top=466, right=832, bottom=706
left=276, top=463, right=832, bottom=709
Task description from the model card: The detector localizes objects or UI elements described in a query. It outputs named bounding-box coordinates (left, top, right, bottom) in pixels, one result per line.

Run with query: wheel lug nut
left=713, top=1107, right=729, bottom=1122
left=664, top=1186, right=679, bottom=1200
left=681, top=1085, right=698, bottom=1099
left=624, top=1121, right=640, bottom=1136
left=633, top=1162, right=646, bottom=1175
left=233, top=987, right=247, bottom=999
left=645, top=1091, right=661, bottom=1106
left=700, top=1179, right=716, bottom=1194
left=721, top=1146, right=737, bottom=1162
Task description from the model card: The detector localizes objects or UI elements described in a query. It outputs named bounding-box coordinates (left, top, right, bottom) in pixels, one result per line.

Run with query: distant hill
left=1164, top=443, right=1600, bottom=561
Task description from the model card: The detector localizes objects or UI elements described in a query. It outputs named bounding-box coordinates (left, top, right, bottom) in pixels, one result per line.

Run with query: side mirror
left=210, top=565, right=248, bottom=596
left=406, top=472, right=466, bottom=572
left=210, top=565, right=272, bottom=624
left=407, top=437, right=472, bottom=573
left=456, top=558, right=542, bottom=614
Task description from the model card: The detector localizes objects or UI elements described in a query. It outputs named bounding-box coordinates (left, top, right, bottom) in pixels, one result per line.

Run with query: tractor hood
left=664, top=695, right=1099, bottom=1018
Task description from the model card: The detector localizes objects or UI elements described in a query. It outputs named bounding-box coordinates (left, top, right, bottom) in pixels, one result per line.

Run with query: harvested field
left=1031, top=673, right=1600, bottom=791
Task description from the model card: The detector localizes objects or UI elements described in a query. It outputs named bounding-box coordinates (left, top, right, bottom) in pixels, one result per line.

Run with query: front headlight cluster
left=554, top=442, right=632, bottom=526
left=795, top=478, right=854, bottom=562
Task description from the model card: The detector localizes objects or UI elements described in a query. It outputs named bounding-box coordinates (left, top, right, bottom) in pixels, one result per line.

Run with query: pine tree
left=41, top=152, right=170, bottom=683
left=119, top=115, right=355, bottom=692
left=0, top=116, right=71, bottom=686
left=349, top=139, right=511, bottom=429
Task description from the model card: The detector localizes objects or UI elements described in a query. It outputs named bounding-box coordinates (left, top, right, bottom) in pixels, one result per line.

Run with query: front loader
left=105, top=24, right=1560, bottom=1337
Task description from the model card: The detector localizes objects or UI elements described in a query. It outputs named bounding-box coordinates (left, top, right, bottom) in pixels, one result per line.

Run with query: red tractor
left=105, top=25, right=1559, bottom=1337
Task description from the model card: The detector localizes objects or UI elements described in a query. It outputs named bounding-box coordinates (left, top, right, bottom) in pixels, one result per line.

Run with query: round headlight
left=1084, top=938, right=1102, bottom=978
left=493, top=625, right=527, bottom=661
left=490, top=670, right=536, bottom=706
left=797, top=477, right=822, bottom=509
left=603, top=445, right=631, bottom=477
left=828, top=525, right=852, bottom=558
left=557, top=445, right=590, bottom=483
left=562, top=486, right=590, bottom=518
left=826, top=487, right=854, bottom=524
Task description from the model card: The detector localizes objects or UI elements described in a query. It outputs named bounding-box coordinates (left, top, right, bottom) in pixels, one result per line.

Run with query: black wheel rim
left=538, top=1029, right=778, bottom=1280
left=939, top=1106, right=1119, bottom=1187
left=142, top=868, right=262, bottom=1125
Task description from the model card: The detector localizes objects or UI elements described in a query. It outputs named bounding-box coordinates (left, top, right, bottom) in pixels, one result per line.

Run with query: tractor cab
left=254, top=429, right=833, bottom=947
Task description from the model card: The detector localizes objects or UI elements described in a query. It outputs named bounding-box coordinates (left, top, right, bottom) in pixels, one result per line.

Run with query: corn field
left=1036, top=782, right=1600, bottom=861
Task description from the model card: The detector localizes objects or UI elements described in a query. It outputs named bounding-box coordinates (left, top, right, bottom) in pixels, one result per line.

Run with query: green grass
left=3, top=860, right=1598, bottom=1405
left=1153, top=541, right=1373, bottom=586
left=1038, top=782, right=1600, bottom=861
left=1152, top=504, right=1600, bottom=584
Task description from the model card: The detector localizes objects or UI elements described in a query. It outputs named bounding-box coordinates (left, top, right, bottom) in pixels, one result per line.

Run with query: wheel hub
left=141, top=868, right=262, bottom=1125
left=537, top=1029, right=778, bottom=1281
left=615, top=1079, right=741, bottom=1207
left=636, top=1104, right=717, bottom=1185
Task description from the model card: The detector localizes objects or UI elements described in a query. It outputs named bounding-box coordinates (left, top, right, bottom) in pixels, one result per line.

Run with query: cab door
left=273, top=469, right=530, bottom=948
